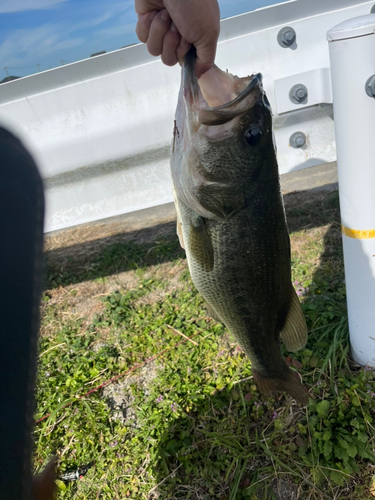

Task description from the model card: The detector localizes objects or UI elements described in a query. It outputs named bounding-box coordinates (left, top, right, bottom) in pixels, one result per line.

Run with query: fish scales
left=171, top=49, right=308, bottom=404
left=180, top=185, right=289, bottom=370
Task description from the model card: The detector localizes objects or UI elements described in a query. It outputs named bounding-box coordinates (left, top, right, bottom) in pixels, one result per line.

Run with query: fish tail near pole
left=253, top=368, right=309, bottom=405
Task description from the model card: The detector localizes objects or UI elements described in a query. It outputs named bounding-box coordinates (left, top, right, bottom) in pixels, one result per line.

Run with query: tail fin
left=253, top=368, right=309, bottom=405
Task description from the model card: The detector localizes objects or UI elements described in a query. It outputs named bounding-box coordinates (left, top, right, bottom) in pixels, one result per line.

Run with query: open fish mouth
left=182, top=48, right=263, bottom=127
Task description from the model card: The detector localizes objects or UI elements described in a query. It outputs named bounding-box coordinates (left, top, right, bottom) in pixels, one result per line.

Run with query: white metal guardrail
left=0, top=0, right=373, bottom=232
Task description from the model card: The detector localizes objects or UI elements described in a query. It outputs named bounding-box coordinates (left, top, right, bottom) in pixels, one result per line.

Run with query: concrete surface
left=281, top=161, right=338, bottom=194
left=46, top=161, right=338, bottom=238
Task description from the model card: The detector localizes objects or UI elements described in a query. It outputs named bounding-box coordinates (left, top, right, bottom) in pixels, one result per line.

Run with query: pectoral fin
left=280, top=288, right=308, bottom=352
left=189, top=215, right=214, bottom=271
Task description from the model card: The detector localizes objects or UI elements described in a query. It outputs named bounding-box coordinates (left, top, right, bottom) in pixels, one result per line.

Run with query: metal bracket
left=274, top=68, right=332, bottom=114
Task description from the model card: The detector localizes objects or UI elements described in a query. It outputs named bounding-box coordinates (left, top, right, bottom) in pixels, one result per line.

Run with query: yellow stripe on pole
left=341, top=224, right=375, bottom=239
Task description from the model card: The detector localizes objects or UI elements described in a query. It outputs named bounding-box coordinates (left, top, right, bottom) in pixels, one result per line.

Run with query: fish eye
left=244, top=125, right=263, bottom=146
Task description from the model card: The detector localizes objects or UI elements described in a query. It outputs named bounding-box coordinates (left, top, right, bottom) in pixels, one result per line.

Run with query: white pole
left=327, top=15, right=375, bottom=367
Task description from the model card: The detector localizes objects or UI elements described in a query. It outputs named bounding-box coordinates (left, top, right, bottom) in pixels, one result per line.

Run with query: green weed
left=34, top=191, right=375, bottom=499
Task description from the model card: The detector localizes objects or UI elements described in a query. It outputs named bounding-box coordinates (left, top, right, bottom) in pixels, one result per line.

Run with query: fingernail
left=196, top=62, right=211, bottom=79
left=196, top=59, right=215, bottom=79
left=170, top=22, right=178, bottom=33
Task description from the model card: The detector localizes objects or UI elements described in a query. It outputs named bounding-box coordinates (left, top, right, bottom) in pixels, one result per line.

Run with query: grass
left=34, top=189, right=375, bottom=499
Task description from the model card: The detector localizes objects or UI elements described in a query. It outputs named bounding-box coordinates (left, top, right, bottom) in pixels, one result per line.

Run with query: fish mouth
left=183, top=48, right=263, bottom=127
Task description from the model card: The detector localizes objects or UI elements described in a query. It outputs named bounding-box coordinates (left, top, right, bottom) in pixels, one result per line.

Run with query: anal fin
left=280, top=287, right=308, bottom=352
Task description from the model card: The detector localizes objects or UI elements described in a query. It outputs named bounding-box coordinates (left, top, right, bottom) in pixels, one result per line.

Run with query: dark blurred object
left=0, top=126, right=54, bottom=499
left=0, top=76, right=21, bottom=84
left=90, top=50, right=106, bottom=57
left=32, top=458, right=57, bottom=500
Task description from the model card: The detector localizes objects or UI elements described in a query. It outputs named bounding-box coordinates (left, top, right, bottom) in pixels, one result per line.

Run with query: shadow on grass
left=45, top=189, right=340, bottom=290
left=150, top=385, right=306, bottom=500
left=146, top=189, right=374, bottom=499
left=151, top=387, right=275, bottom=500
left=42, top=187, right=366, bottom=499
left=44, top=221, right=185, bottom=288
left=143, top=189, right=352, bottom=500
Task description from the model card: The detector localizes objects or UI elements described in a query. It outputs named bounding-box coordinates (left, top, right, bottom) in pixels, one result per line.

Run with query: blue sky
left=0, top=0, right=285, bottom=79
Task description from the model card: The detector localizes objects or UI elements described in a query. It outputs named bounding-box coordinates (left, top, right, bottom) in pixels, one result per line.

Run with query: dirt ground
left=42, top=185, right=340, bottom=349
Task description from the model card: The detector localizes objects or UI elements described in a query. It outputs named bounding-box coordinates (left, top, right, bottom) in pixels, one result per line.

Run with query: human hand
left=135, top=0, right=220, bottom=78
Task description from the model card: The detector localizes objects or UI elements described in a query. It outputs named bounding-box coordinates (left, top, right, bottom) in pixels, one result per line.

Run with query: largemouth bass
left=171, top=50, right=308, bottom=405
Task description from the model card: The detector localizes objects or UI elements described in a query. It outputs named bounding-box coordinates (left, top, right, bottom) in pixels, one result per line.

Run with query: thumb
left=195, top=56, right=215, bottom=79
left=194, top=35, right=219, bottom=78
